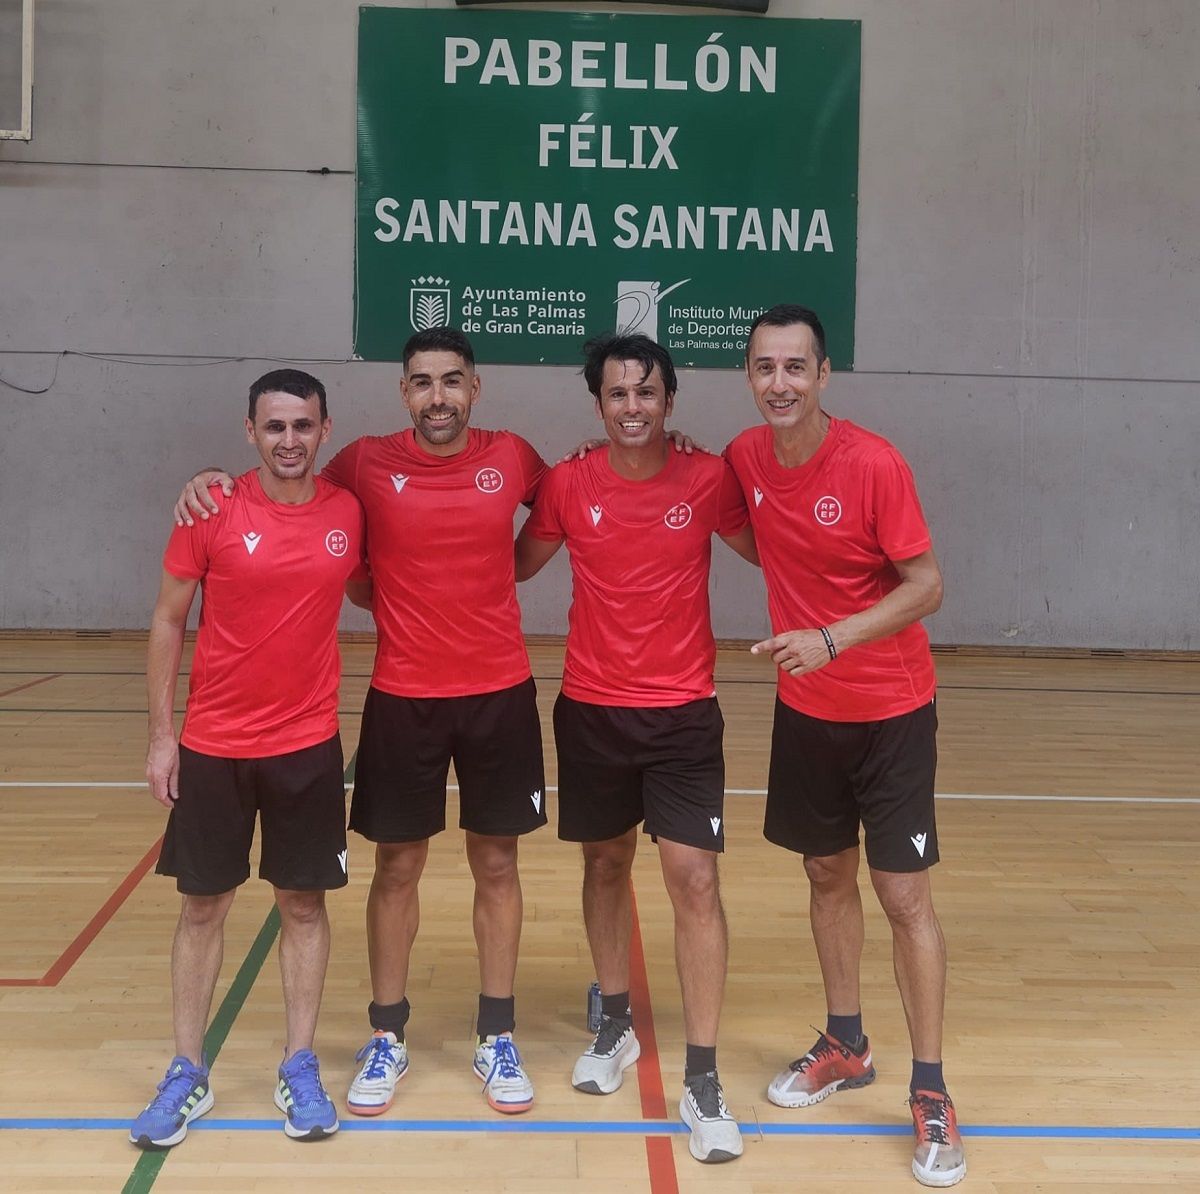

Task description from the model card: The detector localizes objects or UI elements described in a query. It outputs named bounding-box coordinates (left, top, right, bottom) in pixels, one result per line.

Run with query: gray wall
left=2, top=1, right=1197, bottom=647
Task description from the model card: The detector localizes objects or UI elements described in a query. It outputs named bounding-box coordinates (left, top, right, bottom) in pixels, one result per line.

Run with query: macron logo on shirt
left=242, top=532, right=262, bottom=556
left=753, top=487, right=764, bottom=507
left=589, top=505, right=603, bottom=526
left=391, top=473, right=409, bottom=493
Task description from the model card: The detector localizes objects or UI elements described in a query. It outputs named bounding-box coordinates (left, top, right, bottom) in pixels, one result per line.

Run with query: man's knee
left=871, top=869, right=937, bottom=932
left=661, top=847, right=721, bottom=911
left=274, top=888, right=327, bottom=927
left=803, top=849, right=858, bottom=893
left=179, top=890, right=235, bottom=929
left=466, top=834, right=520, bottom=889
left=582, top=835, right=636, bottom=886
left=373, top=840, right=429, bottom=890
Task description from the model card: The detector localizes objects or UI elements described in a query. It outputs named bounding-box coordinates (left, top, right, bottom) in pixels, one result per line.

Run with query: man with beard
left=173, top=330, right=547, bottom=1116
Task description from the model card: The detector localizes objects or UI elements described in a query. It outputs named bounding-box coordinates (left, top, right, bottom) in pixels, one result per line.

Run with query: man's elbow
left=924, top=572, right=945, bottom=617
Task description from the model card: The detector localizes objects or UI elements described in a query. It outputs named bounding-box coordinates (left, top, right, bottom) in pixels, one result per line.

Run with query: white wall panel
left=0, top=0, right=1197, bottom=645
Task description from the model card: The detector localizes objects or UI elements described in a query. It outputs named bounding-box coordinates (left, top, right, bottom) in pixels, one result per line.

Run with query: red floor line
left=0, top=837, right=163, bottom=987
left=0, top=673, right=62, bottom=700
left=628, top=882, right=680, bottom=1194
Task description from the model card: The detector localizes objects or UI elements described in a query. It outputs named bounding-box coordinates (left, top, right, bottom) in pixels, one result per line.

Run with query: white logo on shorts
left=531, top=789, right=542, bottom=814
left=242, top=531, right=262, bottom=555
left=814, top=495, right=842, bottom=526
left=710, top=816, right=721, bottom=836
left=325, top=529, right=349, bottom=557
left=590, top=504, right=603, bottom=526
left=337, top=849, right=348, bottom=874
left=475, top=467, right=504, bottom=494
left=910, top=833, right=927, bottom=858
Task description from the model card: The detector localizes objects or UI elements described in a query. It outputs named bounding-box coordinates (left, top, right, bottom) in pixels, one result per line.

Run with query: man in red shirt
left=174, top=330, right=548, bottom=1116
left=131, top=370, right=367, bottom=1150
left=724, top=305, right=964, bottom=1187
left=516, top=333, right=757, bottom=1165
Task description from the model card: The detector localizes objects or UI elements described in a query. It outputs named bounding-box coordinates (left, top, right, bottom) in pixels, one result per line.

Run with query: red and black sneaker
left=909, top=1089, right=966, bottom=1187
left=766, top=1030, right=876, bottom=1108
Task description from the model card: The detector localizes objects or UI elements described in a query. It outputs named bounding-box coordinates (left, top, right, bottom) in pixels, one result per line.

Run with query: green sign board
left=355, top=7, right=860, bottom=368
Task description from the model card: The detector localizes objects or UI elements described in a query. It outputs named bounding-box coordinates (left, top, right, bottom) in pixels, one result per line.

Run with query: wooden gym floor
left=0, top=636, right=1197, bottom=1192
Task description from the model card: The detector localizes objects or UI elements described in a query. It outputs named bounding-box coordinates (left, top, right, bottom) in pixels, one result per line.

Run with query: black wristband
left=819, top=626, right=838, bottom=661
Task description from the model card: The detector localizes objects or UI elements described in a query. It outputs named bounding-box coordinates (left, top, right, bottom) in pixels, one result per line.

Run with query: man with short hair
left=132, top=369, right=366, bottom=1149
left=174, top=330, right=548, bottom=1116
left=724, top=305, right=964, bottom=1187
left=515, top=333, right=757, bottom=1164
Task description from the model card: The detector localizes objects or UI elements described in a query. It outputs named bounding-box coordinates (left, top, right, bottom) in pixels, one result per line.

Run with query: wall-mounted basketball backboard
left=0, top=0, right=34, bottom=140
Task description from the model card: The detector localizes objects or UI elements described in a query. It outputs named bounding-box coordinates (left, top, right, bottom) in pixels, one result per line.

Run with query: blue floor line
left=2, top=1117, right=1197, bottom=1140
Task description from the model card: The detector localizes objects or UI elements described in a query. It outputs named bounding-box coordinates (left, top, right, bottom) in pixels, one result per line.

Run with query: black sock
left=368, top=997, right=411, bottom=1042
left=601, top=991, right=632, bottom=1025
left=685, top=1043, right=717, bottom=1079
left=826, top=1012, right=865, bottom=1052
left=910, top=1059, right=945, bottom=1094
left=477, top=993, right=516, bottom=1040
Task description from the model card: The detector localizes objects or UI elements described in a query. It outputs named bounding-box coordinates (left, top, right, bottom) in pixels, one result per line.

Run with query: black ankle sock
left=368, top=997, right=411, bottom=1042
left=910, top=1059, right=945, bottom=1094
left=477, top=994, right=516, bottom=1040
left=685, top=1043, right=717, bottom=1079
left=826, top=1012, right=865, bottom=1051
left=601, top=991, right=632, bottom=1024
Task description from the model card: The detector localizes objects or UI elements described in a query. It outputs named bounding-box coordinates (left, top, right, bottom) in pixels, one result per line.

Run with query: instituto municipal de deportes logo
left=410, top=276, right=451, bottom=332
left=614, top=278, right=689, bottom=343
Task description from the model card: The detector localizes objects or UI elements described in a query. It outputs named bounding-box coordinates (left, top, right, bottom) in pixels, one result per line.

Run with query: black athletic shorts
left=157, top=733, right=348, bottom=895
left=349, top=678, right=547, bottom=842
left=764, top=697, right=939, bottom=872
left=554, top=693, right=726, bottom=852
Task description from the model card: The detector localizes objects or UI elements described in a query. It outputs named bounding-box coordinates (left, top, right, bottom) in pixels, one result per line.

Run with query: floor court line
left=0, top=674, right=62, bottom=699
left=2, top=1117, right=1195, bottom=1140
left=627, top=884, right=678, bottom=1194
left=0, top=837, right=163, bottom=987
left=2, top=781, right=1197, bottom=805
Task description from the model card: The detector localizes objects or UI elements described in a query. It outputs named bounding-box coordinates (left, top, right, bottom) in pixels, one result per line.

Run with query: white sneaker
left=679, top=1071, right=743, bottom=1164
left=473, top=1033, right=534, bottom=1114
left=572, top=1018, right=641, bottom=1094
left=347, top=1031, right=408, bottom=1116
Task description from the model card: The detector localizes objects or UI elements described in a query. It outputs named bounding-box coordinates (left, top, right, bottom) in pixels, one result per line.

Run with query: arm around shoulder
left=174, top=468, right=235, bottom=527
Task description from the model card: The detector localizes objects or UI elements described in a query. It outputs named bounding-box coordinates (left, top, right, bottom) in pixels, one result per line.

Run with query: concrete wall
left=2, top=1, right=1197, bottom=647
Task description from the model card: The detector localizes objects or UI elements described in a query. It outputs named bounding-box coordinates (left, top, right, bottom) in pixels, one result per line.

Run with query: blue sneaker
left=129, top=1055, right=213, bottom=1150
left=274, top=1049, right=339, bottom=1140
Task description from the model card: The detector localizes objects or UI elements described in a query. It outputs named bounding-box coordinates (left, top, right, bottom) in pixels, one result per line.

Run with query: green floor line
left=122, top=906, right=281, bottom=1194
left=122, top=749, right=357, bottom=1193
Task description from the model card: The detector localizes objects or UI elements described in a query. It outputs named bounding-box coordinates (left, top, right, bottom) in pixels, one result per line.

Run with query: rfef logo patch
left=664, top=502, right=692, bottom=530
left=326, top=530, right=349, bottom=557
left=475, top=468, right=504, bottom=494
left=814, top=496, right=842, bottom=526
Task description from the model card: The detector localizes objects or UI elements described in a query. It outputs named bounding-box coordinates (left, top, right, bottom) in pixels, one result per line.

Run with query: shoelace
left=356, top=1035, right=400, bottom=1081
left=149, top=1065, right=202, bottom=1112
left=283, top=1053, right=327, bottom=1110
left=910, top=1092, right=952, bottom=1145
left=685, top=1071, right=729, bottom=1119
left=486, top=1036, right=524, bottom=1082
left=790, top=1031, right=841, bottom=1073
left=590, top=1016, right=631, bottom=1056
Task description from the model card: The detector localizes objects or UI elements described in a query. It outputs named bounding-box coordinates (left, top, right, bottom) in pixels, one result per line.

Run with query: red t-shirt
left=163, top=471, right=367, bottom=757
left=322, top=428, right=546, bottom=697
left=724, top=419, right=936, bottom=722
left=523, top=449, right=745, bottom=707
